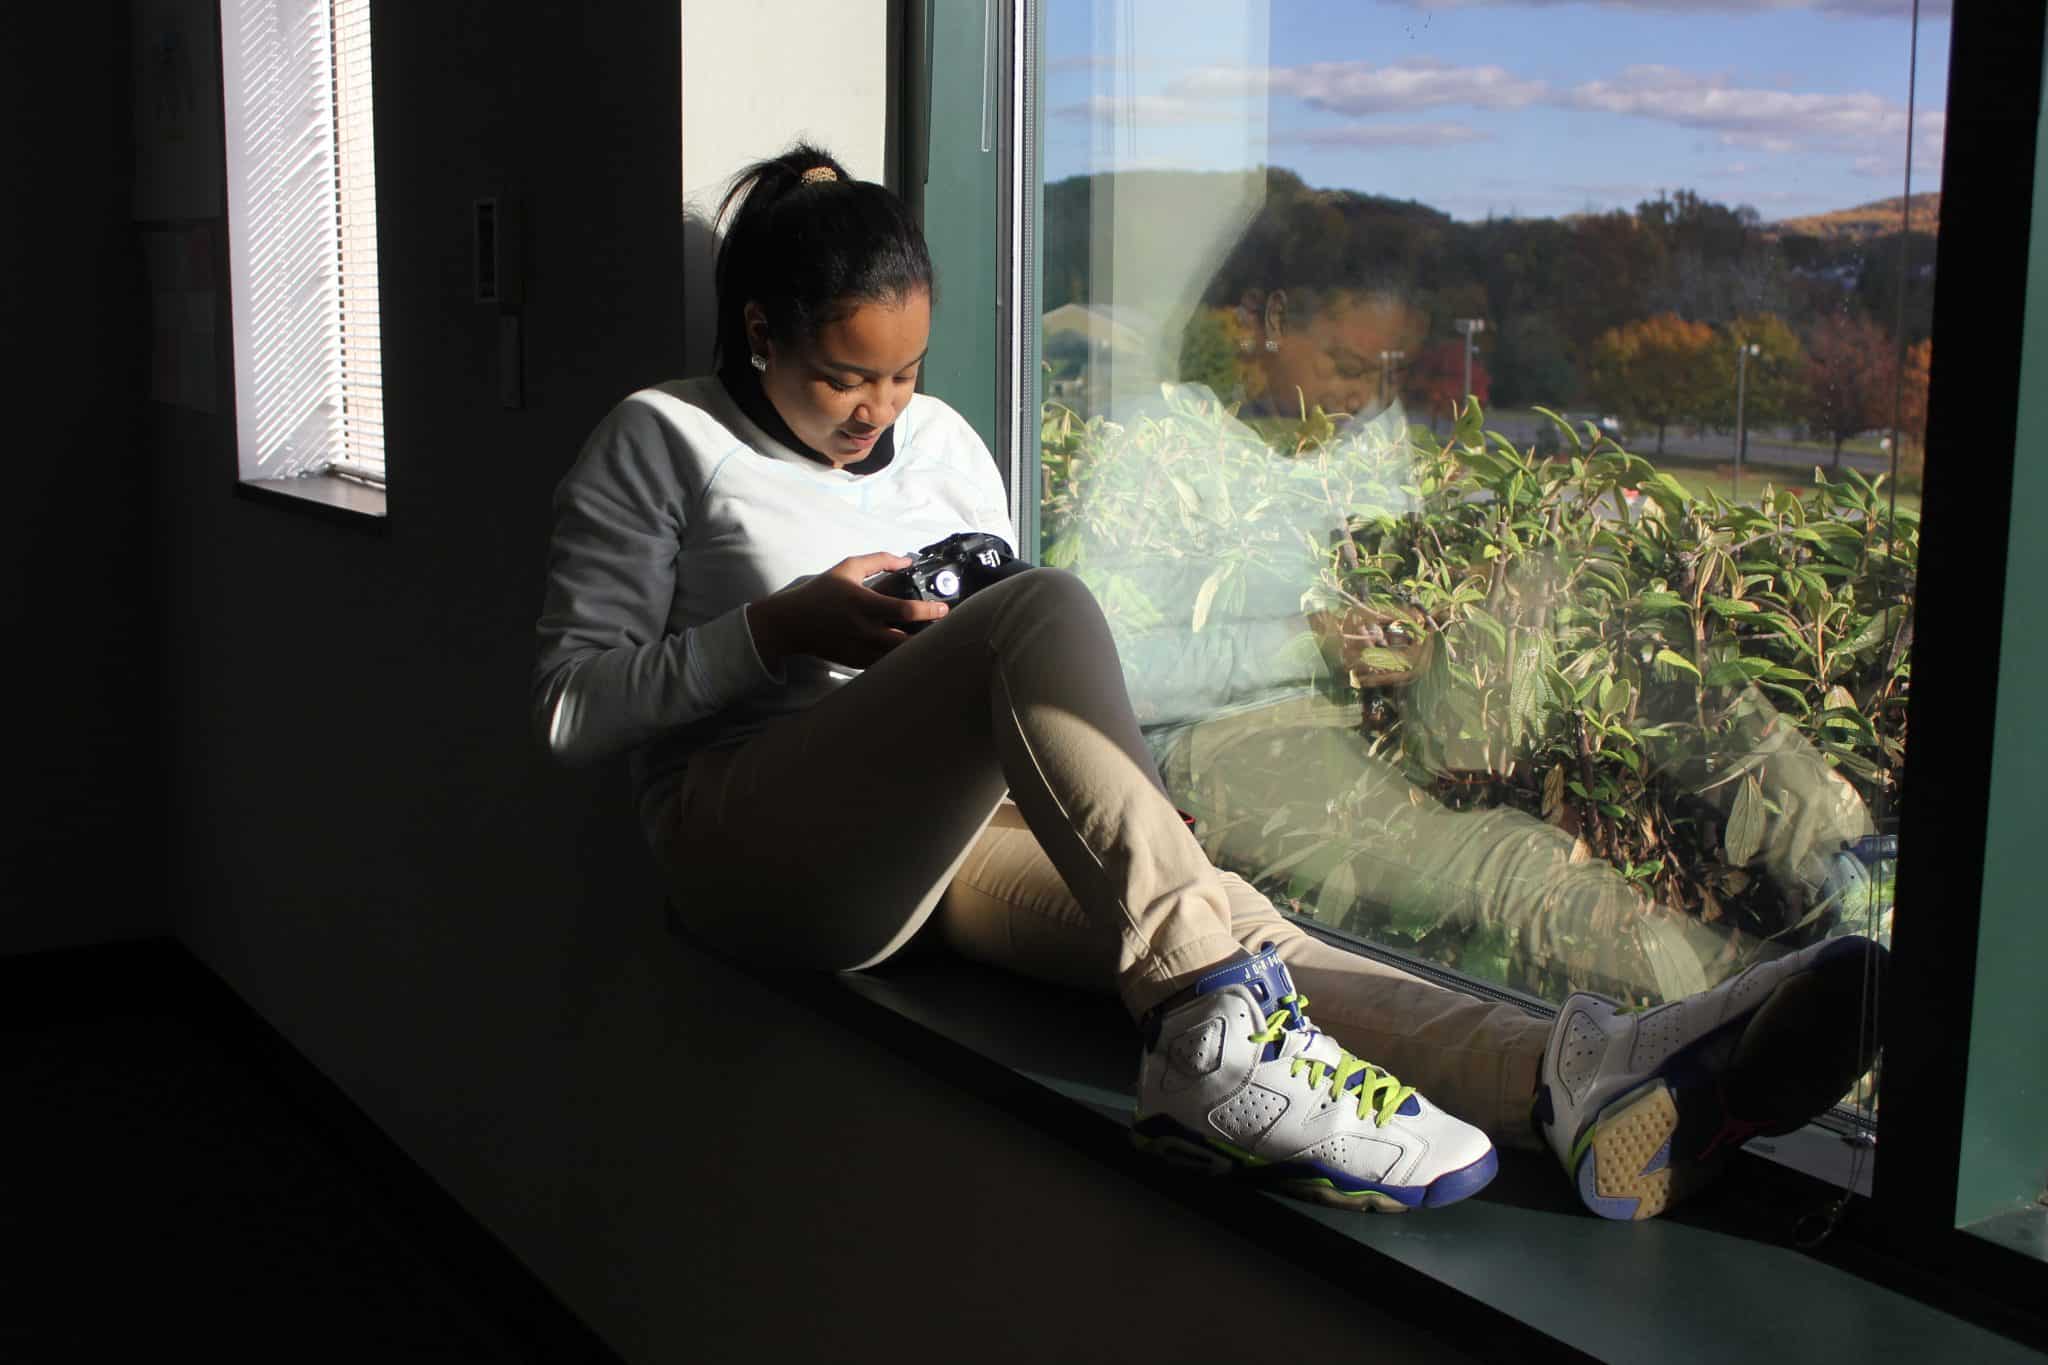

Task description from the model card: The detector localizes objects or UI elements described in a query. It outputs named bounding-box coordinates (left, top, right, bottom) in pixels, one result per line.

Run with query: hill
left=1767, top=194, right=1940, bottom=241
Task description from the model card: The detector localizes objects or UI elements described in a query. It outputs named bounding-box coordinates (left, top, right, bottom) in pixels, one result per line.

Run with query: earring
left=749, top=353, right=768, bottom=373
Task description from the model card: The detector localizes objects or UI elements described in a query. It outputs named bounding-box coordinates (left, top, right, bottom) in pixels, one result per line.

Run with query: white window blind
left=220, top=0, right=384, bottom=486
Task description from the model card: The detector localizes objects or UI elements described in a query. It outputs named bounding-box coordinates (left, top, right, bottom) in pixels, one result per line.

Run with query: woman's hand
left=748, top=552, right=950, bottom=670
left=1306, top=602, right=1434, bottom=689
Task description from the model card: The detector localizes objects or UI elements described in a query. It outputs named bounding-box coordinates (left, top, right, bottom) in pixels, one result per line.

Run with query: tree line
left=1044, top=168, right=1935, bottom=469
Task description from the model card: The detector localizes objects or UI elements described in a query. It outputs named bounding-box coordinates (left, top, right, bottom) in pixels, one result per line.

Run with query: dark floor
left=0, top=940, right=617, bottom=1364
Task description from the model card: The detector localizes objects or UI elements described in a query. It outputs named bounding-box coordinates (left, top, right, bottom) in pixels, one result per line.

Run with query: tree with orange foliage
left=1898, top=338, right=1932, bottom=443
left=1799, top=313, right=1894, bottom=470
left=1587, top=313, right=1718, bottom=457
left=1889, top=337, right=1933, bottom=489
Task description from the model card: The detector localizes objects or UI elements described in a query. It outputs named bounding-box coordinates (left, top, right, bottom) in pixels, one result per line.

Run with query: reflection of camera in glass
left=862, top=532, right=1033, bottom=630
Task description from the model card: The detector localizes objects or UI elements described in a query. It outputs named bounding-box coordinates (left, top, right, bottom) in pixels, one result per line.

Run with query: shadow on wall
left=680, top=212, right=724, bottom=376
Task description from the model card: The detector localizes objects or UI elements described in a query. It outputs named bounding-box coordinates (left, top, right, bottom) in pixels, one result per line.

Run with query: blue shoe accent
left=1264, top=1156, right=1425, bottom=1208
left=1186, top=941, right=1296, bottom=1010
left=1135, top=1114, right=1495, bottom=1210
left=1142, top=943, right=1298, bottom=1049
left=1421, top=1148, right=1500, bottom=1207
left=1642, top=1136, right=1672, bottom=1176
left=1575, top=1146, right=1641, bottom=1220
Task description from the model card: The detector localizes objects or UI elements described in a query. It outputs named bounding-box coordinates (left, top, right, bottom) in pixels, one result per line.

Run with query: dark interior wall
left=3, top=8, right=160, bottom=954
left=132, top=4, right=1465, bottom=1361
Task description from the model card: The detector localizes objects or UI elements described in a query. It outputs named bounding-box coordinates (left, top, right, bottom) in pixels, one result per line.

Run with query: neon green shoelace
left=1247, top=992, right=1417, bottom=1127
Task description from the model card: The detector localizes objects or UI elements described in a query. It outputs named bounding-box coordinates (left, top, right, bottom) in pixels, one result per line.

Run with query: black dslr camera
left=862, top=531, right=1032, bottom=629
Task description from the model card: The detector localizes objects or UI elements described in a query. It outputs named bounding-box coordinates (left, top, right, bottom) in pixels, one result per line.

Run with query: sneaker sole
left=1573, top=1079, right=1715, bottom=1221
left=1132, top=1122, right=1498, bottom=1213
left=1569, top=939, right=1883, bottom=1221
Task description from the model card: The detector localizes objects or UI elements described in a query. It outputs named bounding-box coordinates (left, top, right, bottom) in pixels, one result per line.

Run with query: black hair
left=712, top=142, right=935, bottom=375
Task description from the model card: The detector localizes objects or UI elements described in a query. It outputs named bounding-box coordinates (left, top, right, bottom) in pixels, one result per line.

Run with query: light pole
left=1453, top=318, right=1486, bottom=413
left=1379, top=348, right=1405, bottom=409
left=1733, top=340, right=1760, bottom=502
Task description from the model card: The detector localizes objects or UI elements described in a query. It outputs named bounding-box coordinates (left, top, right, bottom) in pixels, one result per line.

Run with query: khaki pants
left=655, top=568, right=1550, bottom=1146
left=1155, top=696, right=1766, bottom=1008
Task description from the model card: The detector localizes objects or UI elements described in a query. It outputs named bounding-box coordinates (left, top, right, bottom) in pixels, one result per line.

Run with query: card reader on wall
left=475, top=197, right=525, bottom=408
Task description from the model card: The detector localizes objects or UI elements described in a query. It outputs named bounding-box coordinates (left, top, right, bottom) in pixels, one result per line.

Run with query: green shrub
left=1043, top=388, right=1912, bottom=997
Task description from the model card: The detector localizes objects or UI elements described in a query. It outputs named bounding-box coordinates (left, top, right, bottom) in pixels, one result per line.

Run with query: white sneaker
left=1536, top=934, right=1887, bottom=1221
left=1133, top=944, right=1498, bottom=1212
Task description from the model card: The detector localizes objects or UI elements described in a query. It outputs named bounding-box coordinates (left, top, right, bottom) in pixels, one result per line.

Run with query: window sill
left=717, top=925, right=2048, bottom=1363
left=237, top=473, right=388, bottom=526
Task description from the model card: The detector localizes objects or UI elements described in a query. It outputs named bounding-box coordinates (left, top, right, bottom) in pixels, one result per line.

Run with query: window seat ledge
left=735, top=937, right=2048, bottom=1364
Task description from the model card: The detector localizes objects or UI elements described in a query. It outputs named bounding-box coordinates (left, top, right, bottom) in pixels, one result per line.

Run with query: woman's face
left=748, top=291, right=931, bottom=467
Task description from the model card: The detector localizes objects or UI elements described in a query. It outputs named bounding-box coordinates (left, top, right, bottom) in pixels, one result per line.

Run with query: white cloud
left=1273, top=121, right=1493, bottom=148
left=1055, top=56, right=1945, bottom=174
left=1568, top=65, right=1906, bottom=137
left=1717, top=132, right=1801, bottom=153
left=1376, top=0, right=1947, bottom=15
left=1169, top=58, right=1548, bottom=115
left=1050, top=93, right=1247, bottom=125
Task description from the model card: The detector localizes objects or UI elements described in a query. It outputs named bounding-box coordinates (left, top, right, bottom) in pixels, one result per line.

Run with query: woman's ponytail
left=712, top=142, right=934, bottom=373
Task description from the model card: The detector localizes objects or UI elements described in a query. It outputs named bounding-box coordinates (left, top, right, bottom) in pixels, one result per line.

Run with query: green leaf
left=1704, top=656, right=1773, bottom=687
left=1354, top=647, right=1416, bottom=673
left=1726, top=773, right=1766, bottom=867
left=1042, top=532, right=1083, bottom=569
left=1840, top=606, right=1905, bottom=657
left=1463, top=606, right=1508, bottom=655
left=1757, top=681, right=1814, bottom=714
left=1190, top=566, right=1225, bottom=634
left=1654, top=648, right=1701, bottom=679
left=1252, top=839, right=1335, bottom=884
left=1315, top=859, right=1359, bottom=920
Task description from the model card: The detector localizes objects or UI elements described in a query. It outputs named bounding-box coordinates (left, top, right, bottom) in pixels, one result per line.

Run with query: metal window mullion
left=997, top=0, right=1044, bottom=560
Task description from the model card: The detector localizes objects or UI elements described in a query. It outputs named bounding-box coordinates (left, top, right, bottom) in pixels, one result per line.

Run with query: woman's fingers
left=889, top=597, right=950, bottom=626
left=837, top=550, right=914, bottom=581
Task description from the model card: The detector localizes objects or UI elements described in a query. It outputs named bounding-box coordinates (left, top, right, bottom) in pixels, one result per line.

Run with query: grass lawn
left=1236, top=410, right=1921, bottom=512
left=1484, top=406, right=1892, bottom=459
left=1624, top=454, right=1922, bottom=514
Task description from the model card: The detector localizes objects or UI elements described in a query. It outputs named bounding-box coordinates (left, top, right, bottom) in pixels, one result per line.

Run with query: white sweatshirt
left=532, top=375, right=1016, bottom=838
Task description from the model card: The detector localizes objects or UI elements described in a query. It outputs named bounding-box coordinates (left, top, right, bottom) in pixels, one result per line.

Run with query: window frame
left=1868, top=0, right=2048, bottom=1302
left=914, top=0, right=2048, bottom=1328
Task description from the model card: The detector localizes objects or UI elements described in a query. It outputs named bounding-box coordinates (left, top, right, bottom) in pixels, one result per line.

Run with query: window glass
left=1037, top=0, right=1933, bottom=1074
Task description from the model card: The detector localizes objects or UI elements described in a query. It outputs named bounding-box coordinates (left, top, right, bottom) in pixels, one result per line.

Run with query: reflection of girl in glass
left=533, top=144, right=1883, bottom=1223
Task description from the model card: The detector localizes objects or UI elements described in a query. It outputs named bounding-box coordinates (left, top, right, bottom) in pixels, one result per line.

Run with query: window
left=1030, top=3, right=1935, bottom=1146
left=913, top=0, right=2048, bottom=1320
left=219, top=0, right=385, bottom=499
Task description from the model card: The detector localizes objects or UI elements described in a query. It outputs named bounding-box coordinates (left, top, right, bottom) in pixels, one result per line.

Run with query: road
left=1484, top=413, right=1894, bottom=477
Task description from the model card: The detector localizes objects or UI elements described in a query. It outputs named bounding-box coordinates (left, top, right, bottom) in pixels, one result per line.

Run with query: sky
left=1041, top=0, right=1950, bottom=223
